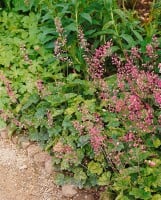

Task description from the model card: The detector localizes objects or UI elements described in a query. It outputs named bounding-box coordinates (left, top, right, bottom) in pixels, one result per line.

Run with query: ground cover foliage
left=0, top=0, right=161, bottom=199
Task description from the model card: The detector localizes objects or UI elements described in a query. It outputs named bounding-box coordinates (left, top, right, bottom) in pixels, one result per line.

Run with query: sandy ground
left=0, top=138, right=64, bottom=200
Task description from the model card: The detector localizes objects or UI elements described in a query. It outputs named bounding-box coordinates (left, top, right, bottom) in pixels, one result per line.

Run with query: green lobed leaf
left=88, top=161, right=103, bottom=175
left=0, top=118, right=6, bottom=129
left=152, top=194, right=161, bottom=200
left=98, top=172, right=111, bottom=186
left=153, top=138, right=161, bottom=148
left=78, top=135, right=90, bottom=147
left=21, top=93, right=40, bottom=110
left=73, top=168, right=87, bottom=182
left=129, top=188, right=152, bottom=199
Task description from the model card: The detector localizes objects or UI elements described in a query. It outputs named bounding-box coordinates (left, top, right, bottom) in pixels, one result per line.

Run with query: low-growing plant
left=0, top=3, right=161, bottom=199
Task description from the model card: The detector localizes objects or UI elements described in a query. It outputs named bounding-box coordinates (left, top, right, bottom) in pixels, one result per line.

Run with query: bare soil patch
left=0, top=138, right=64, bottom=200
left=0, top=138, right=96, bottom=200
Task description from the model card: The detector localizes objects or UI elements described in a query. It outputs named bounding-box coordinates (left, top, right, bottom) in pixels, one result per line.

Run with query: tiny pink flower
left=158, top=63, right=161, bottom=73
left=154, top=91, right=161, bottom=106
left=147, top=160, right=156, bottom=167
left=146, top=44, right=154, bottom=58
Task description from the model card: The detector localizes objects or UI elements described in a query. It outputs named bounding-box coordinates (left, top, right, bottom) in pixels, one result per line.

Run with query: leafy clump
left=0, top=1, right=161, bottom=199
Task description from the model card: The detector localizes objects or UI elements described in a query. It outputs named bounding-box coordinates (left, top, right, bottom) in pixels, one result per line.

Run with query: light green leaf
left=98, top=172, right=111, bottom=186
left=152, top=194, right=161, bottom=200
left=64, top=93, right=77, bottom=100
left=74, top=168, right=87, bottom=181
left=129, top=188, right=152, bottom=199
left=64, top=107, right=76, bottom=115
left=61, top=159, right=70, bottom=170
left=0, top=119, right=6, bottom=129
left=88, top=161, right=103, bottom=175
left=153, top=138, right=161, bottom=148
left=52, top=109, right=64, bottom=117
left=116, top=192, right=129, bottom=200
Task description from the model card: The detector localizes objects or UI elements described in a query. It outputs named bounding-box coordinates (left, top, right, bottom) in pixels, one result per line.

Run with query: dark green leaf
left=80, top=13, right=92, bottom=24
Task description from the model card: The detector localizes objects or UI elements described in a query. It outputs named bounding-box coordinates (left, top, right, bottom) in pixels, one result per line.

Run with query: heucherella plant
left=73, top=104, right=105, bottom=153
left=109, top=38, right=161, bottom=134
left=77, top=29, right=160, bottom=136
left=54, top=17, right=73, bottom=71
left=78, top=27, right=113, bottom=80
left=0, top=71, right=17, bottom=103
left=0, top=8, right=161, bottom=198
left=70, top=30, right=161, bottom=198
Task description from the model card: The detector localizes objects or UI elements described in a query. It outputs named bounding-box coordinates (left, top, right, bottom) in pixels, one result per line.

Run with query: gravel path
left=0, top=138, right=64, bottom=200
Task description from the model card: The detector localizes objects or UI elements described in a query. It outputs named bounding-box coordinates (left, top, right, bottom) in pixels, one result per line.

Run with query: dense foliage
left=0, top=0, right=161, bottom=199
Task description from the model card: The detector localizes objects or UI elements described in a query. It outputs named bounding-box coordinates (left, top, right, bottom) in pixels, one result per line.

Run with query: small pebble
left=19, top=165, right=28, bottom=170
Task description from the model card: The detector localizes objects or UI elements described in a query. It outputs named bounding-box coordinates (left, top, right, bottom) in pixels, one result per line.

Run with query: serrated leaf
left=78, top=135, right=90, bottom=147
left=116, top=193, right=129, bottom=200
left=153, top=173, right=161, bottom=187
left=66, top=73, right=79, bottom=81
left=62, top=118, right=72, bottom=129
left=41, top=13, right=53, bottom=22
left=34, top=107, right=46, bottom=119
left=73, top=168, right=87, bottom=187
left=61, top=159, right=70, bottom=170
left=7, top=124, right=17, bottom=137
left=129, top=188, right=152, bottom=199
left=0, top=119, right=6, bottom=129
left=52, top=109, right=64, bottom=117
left=64, top=93, right=77, bottom=100
left=48, top=126, right=62, bottom=137
left=21, top=93, right=40, bottom=110
left=98, top=172, right=111, bottom=186
left=152, top=194, right=161, bottom=200
left=55, top=173, right=65, bottom=186
left=120, top=166, right=140, bottom=176
left=113, top=176, right=131, bottom=191
left=153, top=138, right=161, bottom=148
left=106, top=74, right=117, bottom=85
left=88, top=161, right=103, bottom=175
left=74, top=168, right=87, bottom=181
left=29, top=128, right=49, bottom=142
left=64, top=107, right=76, bottom=115
left=108, top=127, right=125, bottom=137
left=107, top=120, right=120, bottom=127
